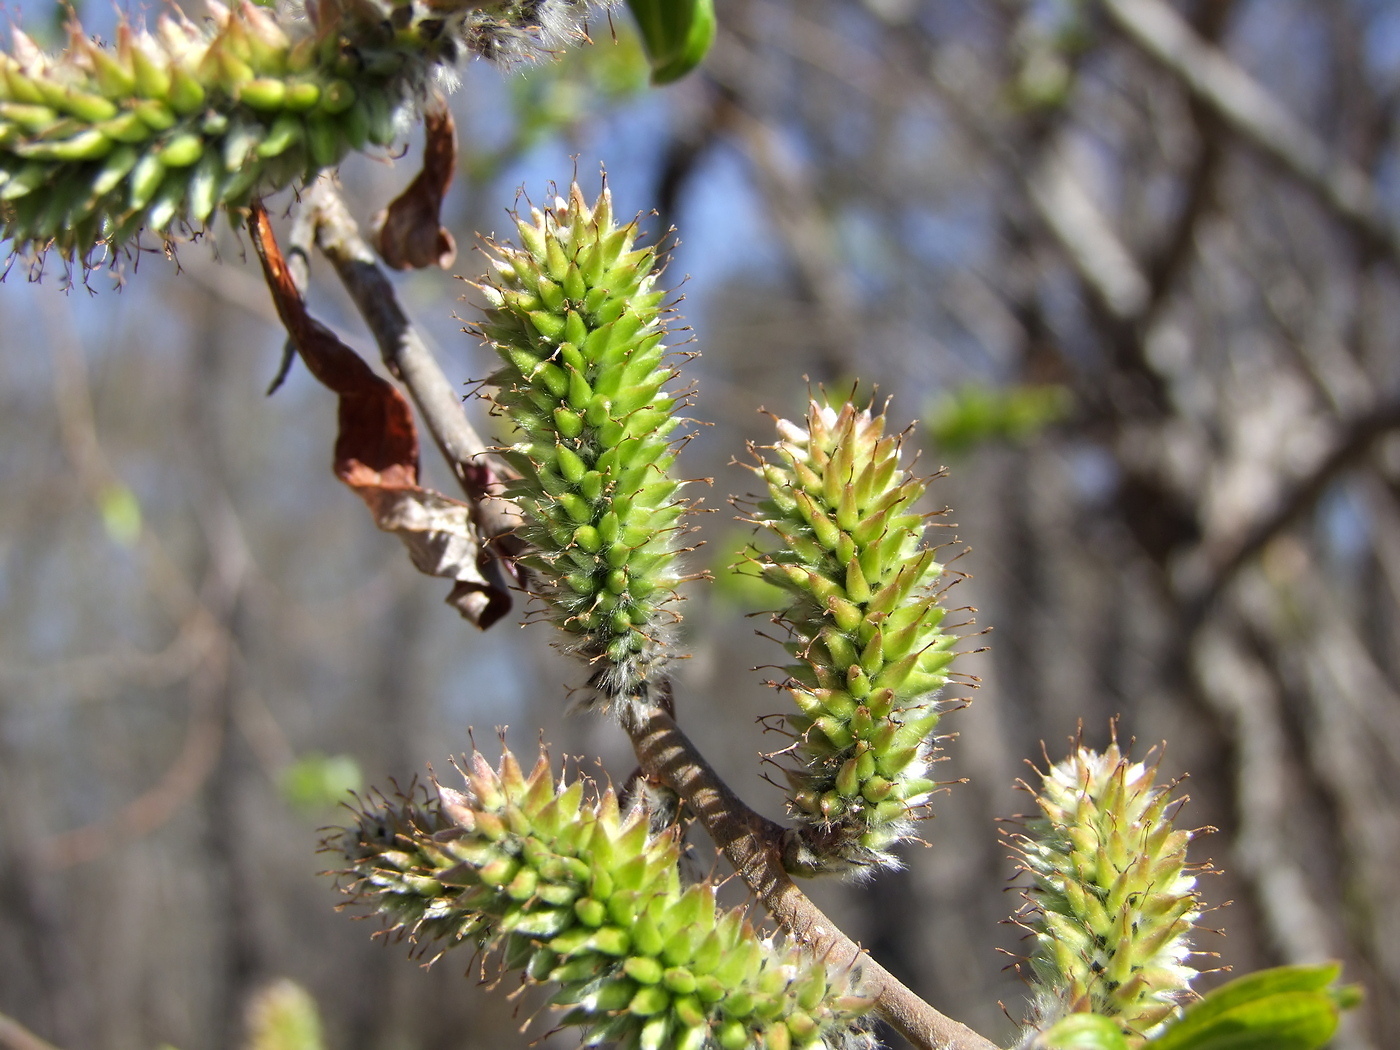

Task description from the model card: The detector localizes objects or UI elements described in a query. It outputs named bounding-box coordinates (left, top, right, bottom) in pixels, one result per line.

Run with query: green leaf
left=626, top=0, right=716, bottom=84
left=98, top=483, right=142, bottom=547
left=1146, top=964, right=1359, bottom=1050
left=926, top=382, right=1071, bottom=454
left=1037, top=1013, right=1130, bottom=1050
left=280, top=753, right=362, bottom=812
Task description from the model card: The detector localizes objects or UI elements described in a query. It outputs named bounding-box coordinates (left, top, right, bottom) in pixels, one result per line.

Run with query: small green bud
left=126, top=152, right=165, bottom=209
left=624, top=956, right=664, bottom=985
left=319, top=79, right=356, bottom=115
left=157, top=132, right=203, bottom=167
left=238, top=77, right=288, bottom=110
left=256, top=112, right=302, bottom=158
left=284, top=80, right=321, bottom=111
left=168, top=68, right=205, bottom=115
left=573, top=896, right=606, bottom=927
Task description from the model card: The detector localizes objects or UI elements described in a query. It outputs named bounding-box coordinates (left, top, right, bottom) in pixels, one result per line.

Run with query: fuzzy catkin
left=744, top=400, right=960, bottom=874
left=0, top=0, right=607, bottom=260
left=478, top=183, right=690, bottom=711
left=1011, top=743, right=1205, bottom=1045
left=339, top=747, right=874, bottom=1050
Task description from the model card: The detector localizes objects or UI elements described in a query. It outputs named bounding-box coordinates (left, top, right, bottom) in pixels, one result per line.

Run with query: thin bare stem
left=1102, top=0, right=1400, bottom=260
left=1182, top=395, right=1400, bottom=619
left=296, top=178, right=526, bottom=567
left=620, top=700, right=1000, bottom=1050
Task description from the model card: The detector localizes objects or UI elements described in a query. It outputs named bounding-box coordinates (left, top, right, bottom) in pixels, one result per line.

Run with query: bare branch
left=1189, top=632, right=1337, bottom=965
left=1183, top=396, right=1400, bottom=616
left=1026, top=146, right=1150, bottom=322
left=1102, top=0, right=1400, bottom=260
left=621, top=701, right=1001, bottom=1050
left=299, top=178, right=525, bottom=554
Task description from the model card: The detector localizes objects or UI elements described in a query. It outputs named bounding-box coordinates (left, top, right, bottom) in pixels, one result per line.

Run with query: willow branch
left=620, top=701, right=1000, bottom=1050
left=1026, top=146, right=1151, bottom=323
left=1102, top=0, right=1400, bottom=260
left=315, top=173, right=997, bottom=1049
left=1182, top=396, right=1400, bottom=620
left=296, top=177, right=525, bottom=555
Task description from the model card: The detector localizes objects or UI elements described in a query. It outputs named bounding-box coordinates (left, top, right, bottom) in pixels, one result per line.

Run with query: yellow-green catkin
left=478, top=184, right=689, bottom=711
left=743, top=400, right=959, bottom=875
left=339, top=747, right=874, bottom=1050
left=0, top=0, right=608, bottom=260
left=1011, top=742, right=1205, bottom=1045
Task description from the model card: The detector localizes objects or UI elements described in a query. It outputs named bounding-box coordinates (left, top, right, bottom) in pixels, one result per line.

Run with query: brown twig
left=283, top=177, right=527, bottom=607
left=299, top=180, right=516, bottom=519
left=620, top=700, right=1000, bottom=1050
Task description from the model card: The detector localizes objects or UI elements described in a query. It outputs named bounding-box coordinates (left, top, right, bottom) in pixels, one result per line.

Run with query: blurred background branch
left=1, top=1, right=1399, bottom=1048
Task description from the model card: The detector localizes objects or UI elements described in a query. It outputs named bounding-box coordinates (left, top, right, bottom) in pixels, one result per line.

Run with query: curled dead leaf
left=249, top=201, right=511, bottom=628
left=373, top=103, right=458, bottom=271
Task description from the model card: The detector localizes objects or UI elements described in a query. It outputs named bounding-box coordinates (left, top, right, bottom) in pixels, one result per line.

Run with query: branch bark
left=621, top=701, right=1001, bottom=1050
left=1101, top=0, right=1400, bottom=261
left=1182, top=396, right=1400, bottom=619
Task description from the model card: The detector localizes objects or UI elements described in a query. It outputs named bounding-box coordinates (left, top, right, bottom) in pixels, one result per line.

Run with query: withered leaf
left=249, top=202, right=510, bottom=628
left=373, top=102, right=458, bottom=271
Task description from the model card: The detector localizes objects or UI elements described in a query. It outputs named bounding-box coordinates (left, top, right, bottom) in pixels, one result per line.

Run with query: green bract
left=0, top=0, right=605, bottom=260
left=743, top=400, right=959, bottom=874
left=479, top=183, right=688, bottom=710
left=1011, top=743, right=1205, bottom=1044
left=340, top=747, right=873, bottom=1050
left=1033, top=1013, right=1130, bottom=1050
left=626, top=0, right=716, bottom=85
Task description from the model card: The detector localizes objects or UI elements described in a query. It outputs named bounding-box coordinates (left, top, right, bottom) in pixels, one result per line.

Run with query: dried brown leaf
left=249, top=202, right=510, bottom=628
left=372, top=103, right=458, bottom=271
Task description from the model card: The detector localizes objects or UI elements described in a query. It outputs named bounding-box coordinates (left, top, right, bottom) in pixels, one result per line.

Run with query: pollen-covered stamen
left=741, top=398, right=963, bottom=875
left=477, top=182, right=693, bottom=711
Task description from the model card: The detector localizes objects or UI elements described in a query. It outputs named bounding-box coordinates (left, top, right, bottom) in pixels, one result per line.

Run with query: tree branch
left=1025, top=145, right=1151, bottom=323
left=1101, top=0, right=1400, bottom=261
left=620, top=701, right=1001, bottom=1050
left=297, top=178, right=526, bottom=563
left=1183, top=396, right=1400, bottom=619
left=303, top=175, right=998, bottom=1050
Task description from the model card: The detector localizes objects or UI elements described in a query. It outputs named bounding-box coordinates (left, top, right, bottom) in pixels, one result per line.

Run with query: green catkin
left=743, top=400, right=960, bottom=875
left=0, top=0, right=608, bottom=261
left=479, top=183, right=689, bottom=711
left=1010, top=742, right=1205, bottom=1046
left=339, top=746, right=874, bottom=1050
